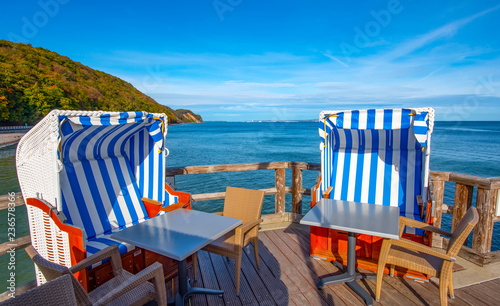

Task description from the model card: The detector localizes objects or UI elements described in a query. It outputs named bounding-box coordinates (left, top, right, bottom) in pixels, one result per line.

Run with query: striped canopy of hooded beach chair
left=16, top=110, right=187, bottom=285
left=310, top=108, right=435, bottom=278
left=58, top=111, right=168, bottom=239
left=317, top=108, right=434, bottom=232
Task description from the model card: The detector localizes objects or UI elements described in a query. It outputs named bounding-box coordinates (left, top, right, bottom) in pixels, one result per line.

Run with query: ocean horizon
left=1, top=120, right=499, bottom=285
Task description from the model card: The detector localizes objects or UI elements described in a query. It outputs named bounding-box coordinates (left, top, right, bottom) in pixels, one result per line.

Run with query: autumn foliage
left=0, top=40, right=202, bottom=125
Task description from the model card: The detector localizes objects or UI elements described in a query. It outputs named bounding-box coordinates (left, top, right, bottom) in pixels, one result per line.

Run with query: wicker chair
left=1, top=274, right=77, bottom=306
left=376, top=206, right=479, bottom=306
left=26, top=244, right=167, bottom=306
left=193, top=186, right=265, bottom=295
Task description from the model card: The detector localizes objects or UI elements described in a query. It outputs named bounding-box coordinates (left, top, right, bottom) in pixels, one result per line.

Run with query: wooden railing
left=165, top=161, right=321, bottom=217
left=0, top=126, right=32, bottom=131
left=1, top=162, right=499, bottom=266
left=430, top=172, right=500, bottom=265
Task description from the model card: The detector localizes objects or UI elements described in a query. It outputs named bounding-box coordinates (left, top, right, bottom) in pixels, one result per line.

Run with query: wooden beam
left=0, top=192, right=24, bottom=210
left=190, top=187, right=295, bottom=202
left=165, top=161, right=291, bottom=176
left=432, top=180, right=445, bottom=229
left=165, top=161, right=321, bottom=176
left=169, top=186, right=307, bottom=203
left=432, top=180, right=445, bottom=247
left=0, top=235, right=31, bottom=256
left=473, top=188, right=496, bottom=254
left=430, top=171, right=451, bottom=182
left=288, top=212, right=304, bottom=223
left=291, top=165, right=303, bottom=215
left=449, top=172, right=492, bottom=190
left=489, top=177, right=500, bottom=189
left=261, top=213, right=288, bottom=224
left=290, top=161, right=320, bottom=171
left=452, top=183, right=473, bottom=231
left=275, top=168, right=286, bottom=214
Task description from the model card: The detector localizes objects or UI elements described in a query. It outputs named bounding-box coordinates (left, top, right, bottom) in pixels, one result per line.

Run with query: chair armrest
left=69, top=245, right=122, bottom=274
left=390, top=238, right=456, bottom=262
left=142, top=197, right=164, bottom=218
left=399, top=216, right=452, bottom=237
left=94, top=262, right=166, bottom=306
left=311, top=178, right=321, bottom=207
left=234, top=219, right=262, bottom=247
left=159, top=184, right=192, bottom=213
left=142, top=197, right=162, bottom=206
left=235, top=219, right=262, bottom=238
left=323, top=186, right=333, bottom=199
left=160, top=200, right=191, bottom=212
left=165, top=183, right=191, bottom=206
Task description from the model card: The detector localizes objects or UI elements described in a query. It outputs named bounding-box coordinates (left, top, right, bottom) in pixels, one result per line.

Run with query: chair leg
left=439, top=277, right=449, bottom=306
left=448, top=272, right=454, bottom=299
left=253, top=239, right=260, bottom=269
left=375, top=259, right=385, bottom=302
left=235, top=255, right=242, bottom=296
left=376, top=239, right=392, bottom=302
left=390, top=265, right=395, bottom=277
left=192, top=252, right=198, bottom=280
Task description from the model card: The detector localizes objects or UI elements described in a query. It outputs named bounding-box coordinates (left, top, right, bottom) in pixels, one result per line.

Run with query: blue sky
left=1, top=0, right=500, bottom=121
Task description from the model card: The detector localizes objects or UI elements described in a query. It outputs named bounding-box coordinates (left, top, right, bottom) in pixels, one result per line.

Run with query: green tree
left=0, top=39, right=203, bottom=125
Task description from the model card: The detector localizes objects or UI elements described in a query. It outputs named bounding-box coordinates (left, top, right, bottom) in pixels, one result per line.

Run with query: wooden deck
left=166, top=226, right=500, bottom=305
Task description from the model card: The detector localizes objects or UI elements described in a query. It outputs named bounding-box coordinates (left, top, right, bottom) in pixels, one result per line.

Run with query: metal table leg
left=171, top=257, right=224, bottom=306
left=317, top=232, right=374, bottom=306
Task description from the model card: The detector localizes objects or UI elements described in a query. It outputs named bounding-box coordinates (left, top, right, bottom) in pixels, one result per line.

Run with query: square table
left=300, top=198, right=400, bottom=306
left=111, top=208, right=242, bottom=305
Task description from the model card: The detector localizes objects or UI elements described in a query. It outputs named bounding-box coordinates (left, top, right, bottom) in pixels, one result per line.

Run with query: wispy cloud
left=378, top=5, right=500, bottom=63
left=86, top=5, right=500, bottom=121
left=224, top=80, right=296, bottom=88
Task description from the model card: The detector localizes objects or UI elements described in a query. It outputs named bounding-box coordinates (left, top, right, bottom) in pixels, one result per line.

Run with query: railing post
left=432, top=179, right=445, bottom=247
left=473, top=188, right=496, bottom=254
left=275, top=168, right=286, bottom=214
left=292, top=164, right=303, bottom=215
left=452, top=183, right=473, bottom=231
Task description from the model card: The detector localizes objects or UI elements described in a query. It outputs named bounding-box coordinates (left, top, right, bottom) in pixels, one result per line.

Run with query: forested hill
left=0, top=40, right=203, bottom=125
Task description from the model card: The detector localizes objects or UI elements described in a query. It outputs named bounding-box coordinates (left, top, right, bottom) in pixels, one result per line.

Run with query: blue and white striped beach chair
left=310, top=108, right=434, bottom=276
left=17, top=110, right=190, bottom=288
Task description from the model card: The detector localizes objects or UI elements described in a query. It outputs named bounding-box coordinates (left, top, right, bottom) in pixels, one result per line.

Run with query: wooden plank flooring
left=171, top=227, right=500, bottom=305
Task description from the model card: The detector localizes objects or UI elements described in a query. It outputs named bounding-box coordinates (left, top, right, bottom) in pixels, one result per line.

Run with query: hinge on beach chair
left=416, top=195, right=424, bottom=219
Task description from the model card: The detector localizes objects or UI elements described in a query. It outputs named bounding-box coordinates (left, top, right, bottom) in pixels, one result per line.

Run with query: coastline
left=0, top=132, right=25, bottom=148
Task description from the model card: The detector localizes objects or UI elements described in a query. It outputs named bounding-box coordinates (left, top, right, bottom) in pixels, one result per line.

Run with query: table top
left=300, top=199, right=400, bottom=239
left=111, top=209, right=242, bottom=261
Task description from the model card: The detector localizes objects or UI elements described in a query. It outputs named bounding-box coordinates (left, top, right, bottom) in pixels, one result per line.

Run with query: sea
left=1, top=120, right=500, bottom=286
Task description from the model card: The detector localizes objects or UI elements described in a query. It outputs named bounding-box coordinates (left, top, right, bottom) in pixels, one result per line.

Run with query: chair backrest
left=318, top=108, right=434, bottom=234
left=25, top=245, right=90, bottom=305
left=446, top=207, right=479, bottom=257
left=1, top=274, right=77, bottom=306
left=223, top=187, right=265, bottom=223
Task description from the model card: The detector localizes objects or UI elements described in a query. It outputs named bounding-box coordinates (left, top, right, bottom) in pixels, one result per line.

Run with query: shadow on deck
left=166, top=226, right=500, bottom=306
